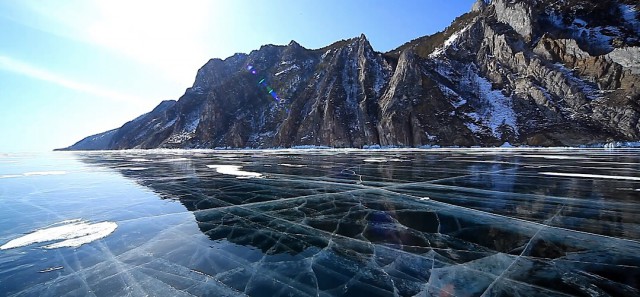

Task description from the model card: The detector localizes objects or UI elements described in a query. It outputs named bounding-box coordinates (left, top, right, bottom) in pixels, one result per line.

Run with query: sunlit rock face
left=61, top=0, right=640, bottom=150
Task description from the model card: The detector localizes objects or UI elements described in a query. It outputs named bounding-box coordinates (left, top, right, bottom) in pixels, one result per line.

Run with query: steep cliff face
left=62, top=0, right=640, bottom=150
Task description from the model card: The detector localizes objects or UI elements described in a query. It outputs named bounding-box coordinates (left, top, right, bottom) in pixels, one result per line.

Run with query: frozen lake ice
left=0, top=148, right=639, bottom=296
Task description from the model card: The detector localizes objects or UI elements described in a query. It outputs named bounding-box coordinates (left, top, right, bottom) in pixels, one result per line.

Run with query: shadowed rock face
left=62, top=0, right=640, bottom=150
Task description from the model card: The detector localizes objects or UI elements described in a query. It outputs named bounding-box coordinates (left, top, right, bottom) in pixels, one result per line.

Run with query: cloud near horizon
left=0, top=55, right=149, bottom=107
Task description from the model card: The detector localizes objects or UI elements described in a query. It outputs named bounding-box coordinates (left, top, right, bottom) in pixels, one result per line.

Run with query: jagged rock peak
left=491, top=0, right=536, bottom=41
left=287, top=40, right=301, bottom=47
left=471, top=0, right=488, bottom=12
left=355, top=33, right=373, bottom=49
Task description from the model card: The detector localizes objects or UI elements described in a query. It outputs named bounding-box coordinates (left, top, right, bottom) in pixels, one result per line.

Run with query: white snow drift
left=206, top=165, right=263, bottom=178
left=0, top=220, right=118, bottom=250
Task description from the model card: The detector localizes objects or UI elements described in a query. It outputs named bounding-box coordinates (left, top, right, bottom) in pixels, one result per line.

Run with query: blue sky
left=0, top=0, right=475, bottom=152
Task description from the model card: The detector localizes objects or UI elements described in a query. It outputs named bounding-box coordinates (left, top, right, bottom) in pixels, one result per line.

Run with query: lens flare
left=246, top=64, right=288, bottom=108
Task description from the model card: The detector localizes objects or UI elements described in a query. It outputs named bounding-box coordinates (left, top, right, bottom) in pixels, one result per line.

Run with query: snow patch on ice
left=540, top=172, right=640, bottom=181
left=0, top=174, right=22, bottom=179
left=364, top=158, right=387, bottom=163
left=130, top=158, right=152, bottom=162
left=23, top=171, right=67, bottom=176
left=522, top=155, right=587, bottom=160
left=363, top=158, right=404, bottom=163
left=206, top=165, right=263, bottom=179
left=1, top=171, right=67, bottom=179
left=122, top=167, right=148, bottom=171
left=278, top=163, right=306, bottom=168
left=0, top=220, right=118, bottom=250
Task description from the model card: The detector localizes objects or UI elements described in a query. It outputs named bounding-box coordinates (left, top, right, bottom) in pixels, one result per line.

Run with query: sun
left=86, top=0, right=215, bottom=86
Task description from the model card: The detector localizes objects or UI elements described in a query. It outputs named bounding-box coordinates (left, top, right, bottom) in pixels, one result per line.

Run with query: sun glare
left=87, top=0, right=214, bottom=86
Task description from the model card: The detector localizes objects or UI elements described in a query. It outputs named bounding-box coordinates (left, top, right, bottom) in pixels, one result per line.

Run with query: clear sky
left=0, top=0, right=475, bottom=152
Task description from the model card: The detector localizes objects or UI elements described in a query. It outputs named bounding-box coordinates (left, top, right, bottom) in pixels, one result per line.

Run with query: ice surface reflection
left=1, top=149, right=639, bottom=296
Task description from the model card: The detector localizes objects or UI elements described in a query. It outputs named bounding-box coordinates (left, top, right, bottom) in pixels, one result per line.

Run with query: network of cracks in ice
left=4, top=149, right=640, bottom=296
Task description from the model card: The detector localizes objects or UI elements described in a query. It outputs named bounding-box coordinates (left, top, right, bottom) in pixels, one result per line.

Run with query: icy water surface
left=0, top=149, right=639, bottom=296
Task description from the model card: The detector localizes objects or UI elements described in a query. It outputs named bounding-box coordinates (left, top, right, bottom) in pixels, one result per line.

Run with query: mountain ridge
left=59, top=0, right=640, bottom=150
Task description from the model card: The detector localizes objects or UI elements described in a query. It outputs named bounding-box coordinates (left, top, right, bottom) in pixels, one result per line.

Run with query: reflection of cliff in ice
left=79, top=149, right=640, bottom=296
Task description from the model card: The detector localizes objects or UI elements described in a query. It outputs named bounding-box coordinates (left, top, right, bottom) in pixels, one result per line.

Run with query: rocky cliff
left=61, top=0, right=640, bottom=150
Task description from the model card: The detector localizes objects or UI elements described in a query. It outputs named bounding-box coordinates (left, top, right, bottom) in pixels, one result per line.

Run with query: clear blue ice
left=1, top=148, right=639, bottom=296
